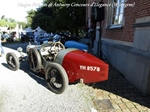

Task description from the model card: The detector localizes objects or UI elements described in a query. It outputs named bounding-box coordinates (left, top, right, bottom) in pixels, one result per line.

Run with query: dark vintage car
left=36, top=34, right=63, bottom=45
left=36, top=35, right=52, bottom=44
left=6, top=41, right=109, bottom=94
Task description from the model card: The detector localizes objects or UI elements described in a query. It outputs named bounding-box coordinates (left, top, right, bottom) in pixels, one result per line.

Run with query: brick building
left=86, top=0, right=150, bottom=95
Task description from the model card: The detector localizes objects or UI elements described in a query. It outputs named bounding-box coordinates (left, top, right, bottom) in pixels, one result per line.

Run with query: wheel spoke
left=6, top=52, right=20, bottom=71
left=8, top=56, right=16, bottom=68
left=8, top=61, right=16, bottom=67
left=53, top=83, right=62, bottom=88
left=45, top=63, right=68, bottom=94
left=48, top=68, right=63, bottom=89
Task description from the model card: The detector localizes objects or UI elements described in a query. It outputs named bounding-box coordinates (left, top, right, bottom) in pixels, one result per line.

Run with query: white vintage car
left=6, top=41, right=108, bottom=94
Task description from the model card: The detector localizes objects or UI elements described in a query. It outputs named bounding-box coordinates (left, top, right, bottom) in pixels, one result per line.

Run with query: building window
left=110, top=0, right=125, bottom=28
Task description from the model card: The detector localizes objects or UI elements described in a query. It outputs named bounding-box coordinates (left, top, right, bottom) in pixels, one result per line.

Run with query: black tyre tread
left=28, top=48, right=42, bottom=70
left=6, top=52, right=20, bottom=71
left=45, top=63, right=68, bottom=94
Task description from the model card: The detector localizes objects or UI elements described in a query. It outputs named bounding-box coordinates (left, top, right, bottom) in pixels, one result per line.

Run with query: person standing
left=0, top=31, right=4, bottom=57
left=34, top=30, right=38, bottom=43
left=44, top=32, right=48, bottom=37
left=21, top=32, right=24, bottom=43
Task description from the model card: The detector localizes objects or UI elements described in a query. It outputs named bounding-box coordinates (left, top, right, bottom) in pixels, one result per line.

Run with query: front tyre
left=6, top=52, right=20, bottom=71
left=28, top=48, right=41, bottom=71
left=45, top=63, right=68, bottom=94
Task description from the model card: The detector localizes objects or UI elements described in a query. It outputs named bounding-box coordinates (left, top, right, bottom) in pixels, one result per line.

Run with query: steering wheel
left=53, top=41, right=65, bottom=53
left=40, top=41, right=65, bottom=54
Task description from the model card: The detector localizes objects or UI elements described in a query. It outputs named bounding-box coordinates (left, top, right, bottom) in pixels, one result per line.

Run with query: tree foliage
left=32, top=13, right=52, bottom=29
left=27, top=0, right=86, bottom=34
left=26, top=9, right=36, bottom=27
left=0, top=15, right=27, bottom=29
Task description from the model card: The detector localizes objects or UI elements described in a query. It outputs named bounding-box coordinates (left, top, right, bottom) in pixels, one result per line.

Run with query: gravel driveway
left=0, top=43, right=98, bottom=112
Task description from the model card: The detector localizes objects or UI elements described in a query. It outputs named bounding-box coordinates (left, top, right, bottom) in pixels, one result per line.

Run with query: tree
left=9, top=18, right=16, bottom=22
left=26, top=0, right=86, bottom=34
left=26, top=9, right=36, bottom=26
left=1, top=15, right=5, bottom=20
left=18, top=22, right=27, bottom=29
left=51, top=0, right=86, bottom=35
left=32, top=13, right=52, bottom=30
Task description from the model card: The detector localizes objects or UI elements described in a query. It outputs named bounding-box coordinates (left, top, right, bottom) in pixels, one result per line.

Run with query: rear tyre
left=45, top=63, right=68, bottom=94
left=28, top=48, right=41, bottom=71
left=6, top=52, right=20, bottom=71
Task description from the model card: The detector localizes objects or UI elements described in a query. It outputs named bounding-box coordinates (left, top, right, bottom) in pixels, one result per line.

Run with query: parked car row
left=22, top=31, right=92, bottom=49
left=33, top=32, right=81, bottom=45
left=1, top=32, right=17, bottom=42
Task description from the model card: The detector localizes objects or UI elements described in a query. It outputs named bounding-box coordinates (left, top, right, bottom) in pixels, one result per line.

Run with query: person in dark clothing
left=21, top=32, right=25, bottom=43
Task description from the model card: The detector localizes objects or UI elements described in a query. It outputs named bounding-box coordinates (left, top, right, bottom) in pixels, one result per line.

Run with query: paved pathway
left=91, top=65, right=150, bottom=112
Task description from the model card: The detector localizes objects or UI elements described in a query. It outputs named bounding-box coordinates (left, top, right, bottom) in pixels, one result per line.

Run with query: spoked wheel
left=6, top=52, right=20, bottom=71
left=45, top=63, right=68, bottom=94
left=28, top=48, right=41, bottom=71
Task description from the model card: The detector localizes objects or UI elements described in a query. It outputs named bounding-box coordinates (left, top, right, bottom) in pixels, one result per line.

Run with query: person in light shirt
left=44, top=32, right=48, bottom=37
left=0, top=30, right=4, bottom=57
left=34, top=30, right=38, bottom=43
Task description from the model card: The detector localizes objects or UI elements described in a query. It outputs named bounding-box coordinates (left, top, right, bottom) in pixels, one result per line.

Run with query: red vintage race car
left=6, top=41, right=109, bottom=94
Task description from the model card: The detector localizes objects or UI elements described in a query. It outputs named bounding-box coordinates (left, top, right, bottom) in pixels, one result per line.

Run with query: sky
left=0, top=0, right=43, bottom=22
